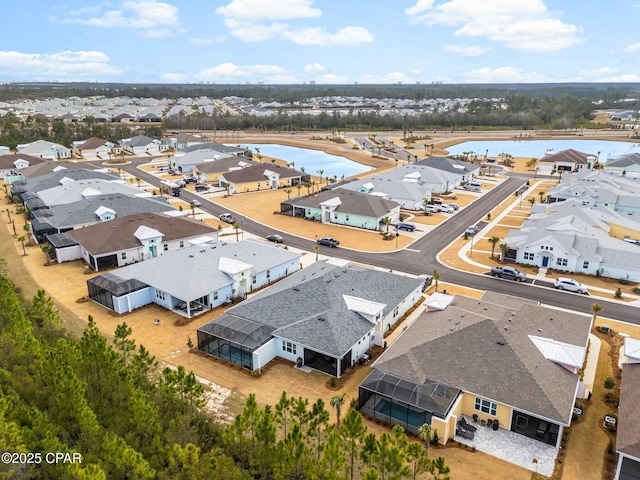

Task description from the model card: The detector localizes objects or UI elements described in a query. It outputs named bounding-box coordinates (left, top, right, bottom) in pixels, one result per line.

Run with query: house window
left=583, top=261, right=589, bottom=269
left=155, top=289, right=165, bottom=301
left=121, top=252, right=127, bottom=259
left=475, top=397, right=497, bottom=416
left=149, top=239, right=156, bottom=244
left=179, top=241, right=184, bottom=248
left=213, top=291, right=218, bottom=301
left=346, top=215, right=350, bottom=221
left=266, top=270, right=271, bottom=280
left=252, top=276, right=257, bottom=284
left=282, top=340, right=296, bottom=354
left=163, top=243, right=168, bottom=251
left=556, top=258, right=568, bottom=267
left=334, top=214, right=338, bottom=219
left=393, top=306, right=399, bottom=318
left=523, top=252, right=534, bottom=261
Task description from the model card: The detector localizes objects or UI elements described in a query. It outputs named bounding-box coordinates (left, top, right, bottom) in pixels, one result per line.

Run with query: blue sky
left=2, top=0, right=640, bottom=84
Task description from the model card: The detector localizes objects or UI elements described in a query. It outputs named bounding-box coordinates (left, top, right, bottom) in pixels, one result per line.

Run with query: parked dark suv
left=395, top=222, right=416, bottom=232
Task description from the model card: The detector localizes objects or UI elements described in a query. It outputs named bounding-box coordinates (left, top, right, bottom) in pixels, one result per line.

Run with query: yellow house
left=192, top=157, right=258, bottom=183
left=358, top=292, right=590, bottom=456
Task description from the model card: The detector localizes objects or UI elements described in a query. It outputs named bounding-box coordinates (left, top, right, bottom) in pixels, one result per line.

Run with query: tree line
left=0, top=258, right=450, bottom=479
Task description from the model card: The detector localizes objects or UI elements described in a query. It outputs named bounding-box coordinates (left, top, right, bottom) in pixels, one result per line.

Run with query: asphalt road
left=123, top=158, right=640, bottom=325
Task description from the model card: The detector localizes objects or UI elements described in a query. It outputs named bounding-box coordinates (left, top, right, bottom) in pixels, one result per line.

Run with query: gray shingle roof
left=221, top=164, right=306, bottom=183
left=67, top=212, right=217, bottom=255
left=31, top=194, right=173, bottom=230
left=284, top=188, right=399, bottom=218
left=18, top=168, right=118, bottom=193
left=372, top=293, right=591, bottom=424
left=110, top=239, right=301, bottom=302
left=225, top=261, right=423, bottom=357
left=617, top=364, right=640, bottom=458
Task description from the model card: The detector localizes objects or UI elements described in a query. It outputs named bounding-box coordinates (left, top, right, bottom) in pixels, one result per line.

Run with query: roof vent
left=188, top=255, right=194, bottom=258
left=318, top=317, right=325, bottom=322
left=497, top=341, right=505, bottom=346
left=504, top=326, right=509, bottom=330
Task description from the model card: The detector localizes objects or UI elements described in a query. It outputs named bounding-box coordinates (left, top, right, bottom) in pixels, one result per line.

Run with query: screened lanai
left=197, top=315, right=276, bottom=371
left=358, top=370, right=461, bottom=435
left=87, top=273, right=149, bottom=311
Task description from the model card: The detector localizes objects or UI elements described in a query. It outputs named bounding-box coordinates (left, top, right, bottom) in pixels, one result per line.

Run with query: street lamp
left=469, top=232, right=474, bottom=258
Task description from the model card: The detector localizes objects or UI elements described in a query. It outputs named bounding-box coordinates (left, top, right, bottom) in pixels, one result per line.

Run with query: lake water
left=238, top=144, right=369, bottom=179
left=445, top=139, right=640, bottom=162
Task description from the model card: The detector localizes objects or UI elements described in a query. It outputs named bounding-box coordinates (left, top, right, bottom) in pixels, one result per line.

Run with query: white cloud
left=51, top=0, right=181, bottom=37
left=443, top=44, right=489, bottom=56
left=410, top=69, right=421, bottom=75
left=314, top=73, right=349, bottom=84
left=304, top=63, right=325, bottom=73
left=463, top=66, right=550, bottom=83
left=161, top=72, right=188, bottom=82
left=406, top=0, right=582, bottom=52
left=281, top=26, right=373, bottom=46
left=189, top=36, right=226, bottom=47
left=596, top=73, right=640, bottom=82
left=358, top=72, right=415, bottom=84
left=0, top=50, right=125, bottom=81
left=194, top=62, right=292, bottom=82
left=623, top=42, right=640, bottom=53
left=217, top=0, right=372, bottom=46
left=215, top=0, right=321, bottom=21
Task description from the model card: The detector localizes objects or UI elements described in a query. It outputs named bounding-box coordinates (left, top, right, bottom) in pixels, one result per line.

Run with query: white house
left=16, top=140, right=71, bottom=160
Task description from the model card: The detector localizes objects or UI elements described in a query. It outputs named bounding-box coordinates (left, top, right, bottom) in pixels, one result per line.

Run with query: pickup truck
left=490, top=266, right=526, bottom=282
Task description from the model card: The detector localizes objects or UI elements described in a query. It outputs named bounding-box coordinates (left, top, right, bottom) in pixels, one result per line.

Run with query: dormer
left=94, top=206, right=116, bottom=221
left=59, top=176, right=75, bottom=185
left=81, top=187, right=102, bottom=198
left=343, top=295, right=386, bottom=324
left=134, top=225, right=164, bottom=246
left=358, top=182, right=374, bottom=194
left=402, top=171, right=421, bottom=183
left=219, top=257, right=253, bottom=284
left=529, top=335, right=586, bottom=373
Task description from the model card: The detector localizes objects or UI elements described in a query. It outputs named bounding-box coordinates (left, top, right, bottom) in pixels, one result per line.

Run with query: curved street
left=122, top=156, right=640, bottom=325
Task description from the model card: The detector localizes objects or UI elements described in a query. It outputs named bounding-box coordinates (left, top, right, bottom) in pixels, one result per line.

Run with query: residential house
left=16, top=140, right=71, bottom=161
left=415, top=156, right=481, bottom=182
left=10, top=167, right=118, bottom=202
left=281, top=188, right=401, bottom=230
left=72, top=137, right=120, bottom=160
left=614, top=342, right=640, bottom=480
left=179, top=142, right=246, bottom=156
left=31, top=193, right=174, bottom=244
left=197, top=260, right=425, bottom=375
left=539, top=149, right=598, bottom=173
left=192, top=156, right=259, bottom=183
left=24, top=178, right=152, bottom=214
left=359, top=292, right=590, bottom=452
left=219, top=164, right=310, bottom=194
left=163, top=132, right=207, bottom=150
left=55, top=212, right=218, bottom=270
left=111, top=113, right=136, bottom=123
left=0, top=154, right=48, bottom=185
left=87, top=239, right=302, bottom=317
left=340, top=174, right=431, bottom=210
left=168, top=149, right=243, bottom=174
left=119, top=135, right=166, bottom=155
left=503, top=204, right=640, bottom=280
left=548, top=170, right=640, bottom=214
left=604, top=152, right=640, bottom=174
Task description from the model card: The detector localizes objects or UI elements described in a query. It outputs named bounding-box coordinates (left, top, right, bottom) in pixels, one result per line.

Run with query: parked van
left=464, top=181, right=482, bottom=192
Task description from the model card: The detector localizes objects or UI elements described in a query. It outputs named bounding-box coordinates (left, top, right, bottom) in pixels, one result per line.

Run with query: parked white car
left=553, top=277, right=589, bottom=294
left=424, top=205, right=439, bottom=214
left=438, top=204, right=455, bottom=213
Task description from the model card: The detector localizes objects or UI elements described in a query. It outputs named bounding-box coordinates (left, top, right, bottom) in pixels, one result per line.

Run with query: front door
left=542, top=256, right=549, bottom=267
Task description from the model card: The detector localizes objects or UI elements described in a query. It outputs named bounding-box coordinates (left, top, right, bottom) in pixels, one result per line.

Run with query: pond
left=445, top=139, right=640, bottom=162
left=238, top=144, right=370, bottom=179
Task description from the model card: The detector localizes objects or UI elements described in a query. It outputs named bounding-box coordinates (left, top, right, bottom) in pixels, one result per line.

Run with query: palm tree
left=284, top=189, right=292, bottom=199
left=418, top=423, right=432, bottom=457
left=41, top=243, right=52, bottom=266
left=499, top=242, right=509, bottom=262
left=17, top=236, right=27, bottom=256
left=233, top=222, right=240, bottom=242
left=381, top=216, right=391, bottom=234
left=135, top=177, right=141, bottom=187
left=538, top=191, right=545, bottom=203
left=304, top=182, right=312, bottom=195
left=591, top=303, right=602, bottom=325
left=432, top=269, right=441, bottom=292
left=330, top=393, right=347, bottom=429
left=528, top=197, right=536, bottom=208
left=317, top=169, right=324, bottom=184
left=190, top=203, right=196, bottom=218
left=488, top=236, right=501, bottom=259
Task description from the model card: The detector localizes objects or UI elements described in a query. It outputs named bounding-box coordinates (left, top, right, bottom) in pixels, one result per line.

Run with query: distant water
left=238, top=143, right=370, bottom=179
left=446, top=139, right=640, bottom=162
